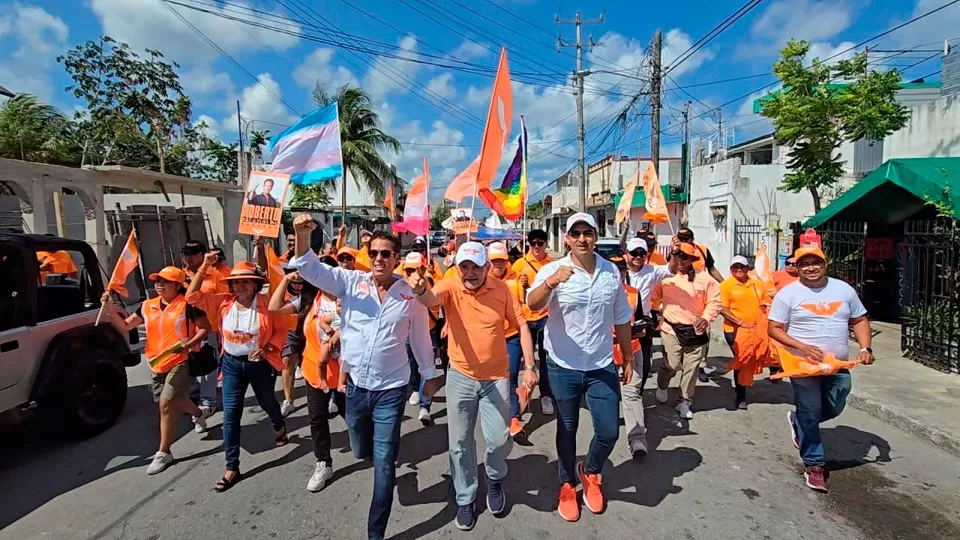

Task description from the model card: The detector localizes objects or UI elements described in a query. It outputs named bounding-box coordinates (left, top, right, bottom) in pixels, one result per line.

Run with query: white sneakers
left=540, top=396, right=555, bottom=416
left=307, top=462, right=333, bottom=492
left=418, top=408, right=431, bottom=425
left=146, top=452, right=173, bottom=475
left=676, top=400, right=694, bottom=419
left=295, top=366, right=303, bottom=380
left=193, top=405, right=213, bottom=434
left=408, top=391, right=420, bottom=406
left=655, top=388, right=669, bottom=404
left=328, top=398, right=338, bottom=415
left=281, top=400, right=295, bottom=417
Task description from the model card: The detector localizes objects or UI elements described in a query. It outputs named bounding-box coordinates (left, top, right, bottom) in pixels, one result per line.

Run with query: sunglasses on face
left=369, top=249, right=394, bottom=259
left=530, top=240, right=546, bottom=247
left=628, top=249, right=647, bottom=258
left=677, top=253, right=693, bottom=261
left=785, top=261, right=796, bottom=266
left=568, top=229, right=596, bottom=239
left=337, top=255, right=355, bottom=262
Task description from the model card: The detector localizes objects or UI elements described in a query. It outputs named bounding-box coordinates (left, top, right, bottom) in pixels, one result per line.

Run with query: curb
left=845, top=391, right=960, bottom=458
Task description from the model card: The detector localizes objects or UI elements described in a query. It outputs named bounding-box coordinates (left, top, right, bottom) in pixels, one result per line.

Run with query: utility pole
left=682, top=101, right=690, bottom=197
left=650, top=29, right=662, bottom=176
left=557, top=11, right=603, bottom=212
left=236, top=100, right=245, bottom=186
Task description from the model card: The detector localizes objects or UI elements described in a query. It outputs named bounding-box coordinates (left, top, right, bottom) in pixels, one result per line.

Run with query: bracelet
left=545, top=280, right=557, bottom=290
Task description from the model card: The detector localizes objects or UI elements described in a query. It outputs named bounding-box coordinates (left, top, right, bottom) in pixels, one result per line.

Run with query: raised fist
left=293, top=213, right=317, bottom=234
left=548, top=265, right=574, bottom=288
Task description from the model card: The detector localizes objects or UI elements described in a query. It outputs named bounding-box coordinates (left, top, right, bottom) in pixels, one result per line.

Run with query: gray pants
left=621, top=351, right=647, bottom=451
left=446, top=367, right=512, bottom=506
left=193, top=333, right=220, bottom=408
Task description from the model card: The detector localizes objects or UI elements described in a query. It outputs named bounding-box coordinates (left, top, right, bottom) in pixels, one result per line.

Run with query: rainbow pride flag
left=479, top=116, right=527, bottom=221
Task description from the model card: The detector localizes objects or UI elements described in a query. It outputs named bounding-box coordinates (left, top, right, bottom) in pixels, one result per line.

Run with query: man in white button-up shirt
left=290, top=214, right=437, bottom=540
left=527, top=212, right=634, bottom=523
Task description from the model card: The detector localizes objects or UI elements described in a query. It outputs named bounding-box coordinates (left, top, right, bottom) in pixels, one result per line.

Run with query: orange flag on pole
left=642, top=162, right=669, bottom=225
left=384, top=183, right=396, bottom=220
left=265, top=244, right=286, bottom=295
left=615, top=168, right=641, bottom=225
left=444, top=48, right=512, bottom=202
left=107, top=230, right=139, bottom=298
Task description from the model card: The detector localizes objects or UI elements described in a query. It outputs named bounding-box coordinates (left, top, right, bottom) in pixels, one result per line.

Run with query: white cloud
left=364, top=34, right=420, bottom=101
left=195, top=114, right=221, bottom=139
left=182, top=68, right=234, bottom=97
left=736, top=0, right=858, bottom=58
left=449, top=40, right=489, bottom=61
left=90, top=0, right=299, bottom=63
left=806, top=41, right=857, bottom=65
left=661, top=28, right=716, bottom=77
left=890, top=0, right=960, bottom=49
left=294, top=48, right=359, bottom=91
left=425, top=73, right=456, bottom=101
left=0, top=4, right=69, bottom=101
left=222, top=73, right=298, bottom=140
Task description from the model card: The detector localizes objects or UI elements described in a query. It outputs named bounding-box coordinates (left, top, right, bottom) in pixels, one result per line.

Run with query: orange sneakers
left=509, top=418, right=524, bottom=439
left=577, top=461, right=604, bottom=514
left=557, top=482, right=579, bottom=522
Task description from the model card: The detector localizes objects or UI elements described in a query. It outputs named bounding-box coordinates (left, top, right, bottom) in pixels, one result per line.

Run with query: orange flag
left=384, top=183, right=396, bottom=220
left=754, top=241, right=775, bottom=290
left=107, top=230, right=139, bottom=297
left=265, top=244, right=286, bottom=295
left=615, top=167, right=641, bottom=225
left=642, top=162, right=669, bottom=224
left=445, top=48, right=512, bottom=202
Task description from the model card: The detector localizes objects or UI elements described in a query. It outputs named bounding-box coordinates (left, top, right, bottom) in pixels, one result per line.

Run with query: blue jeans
left=528, top=318, right=552, bottom=399
left=547, top=357, right=621, bottom=485
left=790, top=371, right=852, bottom=467
left=407, top=343, right=431, bottom=410
left=507, top=334, right=522, bottom=419
left=345, top=380, right=405, bottom=540
left=220, top=352, right=285, bottom=472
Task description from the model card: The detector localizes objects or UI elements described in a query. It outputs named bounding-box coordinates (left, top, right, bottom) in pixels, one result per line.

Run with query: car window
left=36, top=249, right=94, bottom=322
left=594, top=243, right=623, bottom=261
left=0, top=246, right=27, bottom=331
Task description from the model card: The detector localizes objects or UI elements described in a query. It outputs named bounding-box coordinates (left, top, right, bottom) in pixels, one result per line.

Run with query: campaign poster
left=450, top=207, right=478, bottom=236
left=239, top=171, right=291, bottom=237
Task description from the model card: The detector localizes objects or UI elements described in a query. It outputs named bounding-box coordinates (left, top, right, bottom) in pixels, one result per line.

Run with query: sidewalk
left=709, top=321, right=960, bottom=457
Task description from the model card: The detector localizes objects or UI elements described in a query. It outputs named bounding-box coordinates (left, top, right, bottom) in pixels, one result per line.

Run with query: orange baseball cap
left=678, top=242, right=701, bottom=260
left=337, top=246, right=359, bottom=259
left=794, top=246, right=827, bottom=262
left=149, top=266, right=187, bottom=284
left=487, top=242, right=509, bottom=261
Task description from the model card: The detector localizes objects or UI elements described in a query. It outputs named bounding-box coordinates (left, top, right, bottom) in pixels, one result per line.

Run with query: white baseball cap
left=626, top=238, right=648, bottom=252
left=730, top=255, right=750, bottom=267
left=565, top=212, right=598, bottom=232
left=402, top=252, right=425, bottom=269
left=486, top=242, right=509, bottom=260
left=455, top=241, right=488, bottom=266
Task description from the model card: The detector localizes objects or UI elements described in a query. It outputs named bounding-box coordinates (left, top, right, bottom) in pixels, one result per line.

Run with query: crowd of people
left=100, top=211, right=877, bottom=539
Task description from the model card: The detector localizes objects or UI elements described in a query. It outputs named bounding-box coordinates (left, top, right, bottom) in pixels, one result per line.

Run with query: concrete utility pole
left=557, top=11, right=603, bottom=212
left=650, top=29, right=662, bottom=176
left=682, top=101, right=691, bottom=195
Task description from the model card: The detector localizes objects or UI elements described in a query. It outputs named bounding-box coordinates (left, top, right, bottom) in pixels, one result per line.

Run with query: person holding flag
left=719, top=256, right=772, bottom=410
left=487, top=242, right=527, bottom=438
left=100, top=267, right=213, bottom=475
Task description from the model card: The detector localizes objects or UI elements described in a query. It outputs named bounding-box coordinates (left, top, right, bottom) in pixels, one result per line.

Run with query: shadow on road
left=822, top=425, right=893, bottom=471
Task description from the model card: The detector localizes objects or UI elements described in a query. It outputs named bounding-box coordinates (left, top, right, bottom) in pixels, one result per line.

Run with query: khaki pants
left=621, top=351, right=647, bottom=451
left=657, top=333, right=708, bottom=402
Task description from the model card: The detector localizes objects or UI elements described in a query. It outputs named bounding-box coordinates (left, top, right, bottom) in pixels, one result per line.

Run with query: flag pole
left=519, top=114, right=528, bottom=253
left=335, top=103, right=348, bottom=242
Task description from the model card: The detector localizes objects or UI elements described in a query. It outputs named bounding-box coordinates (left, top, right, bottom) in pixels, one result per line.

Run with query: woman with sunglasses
left=186, top=253, right=288, bottom=492
left=653, top=242, right=722, bottom=420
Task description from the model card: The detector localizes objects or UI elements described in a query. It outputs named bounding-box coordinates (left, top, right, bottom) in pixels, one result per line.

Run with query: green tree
left=248, top=129, right=270, bottom=163
left=760, top=39, right=909, bottom=213
left=0, top=95, right=79, bottom=164
left=429, top=203, right=448, bottom=231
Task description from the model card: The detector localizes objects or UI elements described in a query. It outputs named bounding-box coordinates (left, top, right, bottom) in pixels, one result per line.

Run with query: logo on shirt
left=399, top=293, right=415, bottom=301
left=799, top=301, right=843, bottom=316
left=355, top=281, right=371, bottom=299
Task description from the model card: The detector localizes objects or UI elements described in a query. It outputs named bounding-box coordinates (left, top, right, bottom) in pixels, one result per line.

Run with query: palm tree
left=312, top=82, right=401, bottom=201
left=0, top=95, right=79, bottom=165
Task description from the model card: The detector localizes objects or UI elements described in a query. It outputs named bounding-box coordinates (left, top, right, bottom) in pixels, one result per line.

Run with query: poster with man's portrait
left=450, top=207, right=478, bottom=236
left=239, top=171, right=291, bottom=237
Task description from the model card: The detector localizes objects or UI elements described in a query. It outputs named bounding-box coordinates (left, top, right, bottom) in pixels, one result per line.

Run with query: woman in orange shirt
left=719, top=256, right=771, bottom=410
left=101, top=267, right=212, bottom=475
left=186, top=254, right=287, bottom=492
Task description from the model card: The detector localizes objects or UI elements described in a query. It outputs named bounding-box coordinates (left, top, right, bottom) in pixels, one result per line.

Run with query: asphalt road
left=2, top=353, right=960, bottom=540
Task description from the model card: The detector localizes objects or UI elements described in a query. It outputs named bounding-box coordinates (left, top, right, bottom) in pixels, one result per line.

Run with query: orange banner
left=384, top=183, right=396, bottom=220
left=107, top=230, right=139, bottom=297
left=642, top=162, right=669, bottom=224
left=239, top=171, right=291, bottom=238
left=615, top=168, right=640, bottom=225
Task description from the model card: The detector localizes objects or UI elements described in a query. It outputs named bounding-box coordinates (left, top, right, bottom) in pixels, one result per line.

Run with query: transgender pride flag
left=268, top=103, right=344, bottom=185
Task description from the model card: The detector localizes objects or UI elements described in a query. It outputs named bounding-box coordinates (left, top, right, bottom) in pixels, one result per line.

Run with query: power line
left=665, top=0, right=768, bottom=77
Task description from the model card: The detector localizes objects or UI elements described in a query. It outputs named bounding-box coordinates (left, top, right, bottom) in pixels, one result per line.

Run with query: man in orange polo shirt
left=408, top=241, right=536, bottom=531
left=511, top=228, right=555, bottom=415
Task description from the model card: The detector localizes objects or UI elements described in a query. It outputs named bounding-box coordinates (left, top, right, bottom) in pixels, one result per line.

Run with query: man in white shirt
left=768, top=245, right=875, bottom=494
left=621, top=237, right=674, bottom=457
left=526, top=213, right=634, bottom=523
left=290, top=214, right=439, bottom=540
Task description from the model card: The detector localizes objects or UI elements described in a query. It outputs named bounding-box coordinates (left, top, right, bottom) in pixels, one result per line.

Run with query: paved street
left=2, top=354, right=960, bottom=540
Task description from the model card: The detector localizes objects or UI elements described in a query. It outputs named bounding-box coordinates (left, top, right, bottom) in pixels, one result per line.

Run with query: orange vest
left=186, top=290, right=286, bottom=371
left=301, top=293, right=341, bottom=390
left=142, top=295, right=192, bottom=374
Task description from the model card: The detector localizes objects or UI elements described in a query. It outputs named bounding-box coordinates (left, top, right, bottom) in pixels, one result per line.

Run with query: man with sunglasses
left=291, top=214, right=439, bottom=540
left=527, top=213, right=634, bottom=522
left=512, top=228, right=555, bottom=415
left=621, top=237, right=675, bottom=457
left=773, top=256, right=799, bottom=292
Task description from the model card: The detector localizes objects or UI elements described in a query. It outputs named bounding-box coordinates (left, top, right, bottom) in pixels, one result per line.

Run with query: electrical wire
left=665, top=0, right=768, bottom=76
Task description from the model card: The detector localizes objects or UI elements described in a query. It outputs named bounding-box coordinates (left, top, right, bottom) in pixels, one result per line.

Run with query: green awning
left=803, top=157, right=960, bottom=229
left=613, top=184, right=686, bottom=208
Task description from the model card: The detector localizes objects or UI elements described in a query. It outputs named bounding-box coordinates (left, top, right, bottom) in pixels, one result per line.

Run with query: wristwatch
left=523, top=363, right=539, bottom=372
left=860, top=347, right=873, bottom=354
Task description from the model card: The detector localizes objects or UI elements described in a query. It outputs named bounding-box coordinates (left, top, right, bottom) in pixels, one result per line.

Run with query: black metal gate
left=733, top=218, right=763, bottom=265
left=819, top=221, right=868, bottom=296
left=900, top=219, right=960, bottom=373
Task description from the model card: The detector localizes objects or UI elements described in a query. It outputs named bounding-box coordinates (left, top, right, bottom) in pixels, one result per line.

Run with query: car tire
left=50, top=349, right=128, bottom=439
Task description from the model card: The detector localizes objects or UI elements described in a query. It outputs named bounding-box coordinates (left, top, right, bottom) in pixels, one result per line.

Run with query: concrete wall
left=688, top=158, right=815, bottom=271
left=884, top=94, right=960, bottom=160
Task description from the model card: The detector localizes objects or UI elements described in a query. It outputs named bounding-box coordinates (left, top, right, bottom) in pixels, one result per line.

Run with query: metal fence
left=819, top=221, right=868, bottom=297
left=733, top=218, right=764, bottom=265
left=900, top=219, right=960, bottom=373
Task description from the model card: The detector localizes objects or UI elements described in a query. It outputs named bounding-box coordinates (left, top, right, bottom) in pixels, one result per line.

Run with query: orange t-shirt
left=511, top=253, right=553, bottom=321
left=719, top=277, right=770, bottom=333
left=772, top=269, right=799, bottom=292
left=432, top=275, right=526, bottom=380
left=649, top=250, right=668, bottom=266
left=654, top=271, right=722, bottom=335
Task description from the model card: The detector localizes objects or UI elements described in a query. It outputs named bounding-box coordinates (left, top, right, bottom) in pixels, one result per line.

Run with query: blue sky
left=0, top=0, right=955, bottom=204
